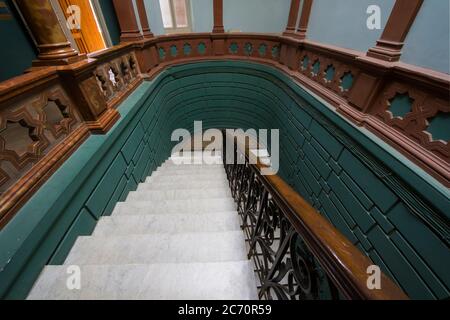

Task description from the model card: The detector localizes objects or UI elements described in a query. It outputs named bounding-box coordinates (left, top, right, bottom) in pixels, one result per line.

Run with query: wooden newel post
left=112, top=0, right=144, bottom=42
left=295, top=0, right=314, bottom=40
left=136, top=0, right=154, bottom=39
left=213, top=0, right=224, bottom=33
left=283, top=0, right=301, bottom=35
left=13, top=0, right=82, bottom=66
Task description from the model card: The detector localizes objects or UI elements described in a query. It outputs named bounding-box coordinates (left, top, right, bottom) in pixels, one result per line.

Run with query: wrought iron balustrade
left=221, top=132, right=408, bottom=300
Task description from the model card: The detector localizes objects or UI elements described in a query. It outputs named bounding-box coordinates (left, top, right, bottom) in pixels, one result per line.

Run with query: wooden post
left=283, top=0, right=301, bottom=36
left=295, top=0, right=314, bottom=40
left=135, top=0, right=154, bottom=38
left=213, top=0, right=224, bottom=33
left=13, top=0, right=82, bottom=66
left=367, top=0, right=424, bottom=62
left=112, top=0, right=144, bottom=42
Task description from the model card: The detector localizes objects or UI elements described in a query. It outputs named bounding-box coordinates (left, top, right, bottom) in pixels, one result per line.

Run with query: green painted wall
left=98, top=0, right=121, bottom=45
left=0, top=61, right=448, bottom=300
left=0, top=0, right=36, bottom=81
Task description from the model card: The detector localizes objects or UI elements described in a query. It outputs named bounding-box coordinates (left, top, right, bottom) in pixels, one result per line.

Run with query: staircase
left=28, top=151, right=258, bottom=300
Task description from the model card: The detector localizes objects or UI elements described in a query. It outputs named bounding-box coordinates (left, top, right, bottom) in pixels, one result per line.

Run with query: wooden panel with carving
left=94, top=52, right=141, bottom=107
left=0, top=85, right=82, bottom=195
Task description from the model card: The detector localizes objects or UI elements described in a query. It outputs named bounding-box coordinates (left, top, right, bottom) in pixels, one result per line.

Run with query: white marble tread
left=112, top=198, right=237, bottom=216
left=28, top=261, right=258, bottom=300
left=126, top=187, right=231, bottom=201
left=64, top=231, right=247, bottom=265
left=146, top=173, right=227, bottom=184
left=137, top=179, right=229, bottom=191
left=93, top=212, right=241, bottom=236
left=28, top=152, right=256, bottom=300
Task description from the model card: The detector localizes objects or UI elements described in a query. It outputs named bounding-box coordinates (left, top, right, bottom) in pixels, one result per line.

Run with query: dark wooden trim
left=283, top=0, right=301, bottom=35
left=367, top=0, right=424, bottom=62
left=212, top=0, right=224, bottom=33
left=295, top=0, right=314, bottom=39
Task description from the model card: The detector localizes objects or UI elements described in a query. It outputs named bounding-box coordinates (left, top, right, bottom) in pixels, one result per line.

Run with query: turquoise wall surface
left=0, top=0, right=36, bottom=81
left=223, top=0, right=290, bottom=33
left=143, top=0, right=290, bottom=34
left=144, top=0, right=165, bottom=35
left=0, top=61, right=449, bottom=300
left=401, top=0, right=450, bottom=74
left=190, top=0, right=213, bottom=33
left=308, top=0, right=396, bottom=52
left=98, top=0, right=121, bottom=45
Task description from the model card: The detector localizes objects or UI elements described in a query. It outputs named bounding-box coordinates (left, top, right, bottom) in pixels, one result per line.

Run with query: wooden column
left=295, top=0, right=314, bottom=40
left=112, top=0, right=144, bottom=42
left=212, top=0, right=224, bottom=33
left=13, top=0, right=81, bottom=66
left=367, top=0, right=424, bottom=62
left=135, top=0, right=154, bottom=38
left=283, top=0, right=301, bottom=36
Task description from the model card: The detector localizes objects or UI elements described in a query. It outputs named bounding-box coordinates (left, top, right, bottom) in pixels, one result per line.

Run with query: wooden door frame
left=50, top=0, right=113, bottom=52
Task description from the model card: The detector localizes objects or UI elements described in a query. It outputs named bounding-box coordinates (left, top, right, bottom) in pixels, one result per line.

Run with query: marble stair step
left=152, top=168, right=227, bottom=176
left=64, top=231, right=248, bottom=265
left=28, top=261, right=257, bottom=300
left=93, top=212, right=241, bottom=236
left=126, top=188, right=231, bottom=201
left=112, top=198, right=236, bottom=216
left=145, top=173, right=227, bottom=184
left=137, top=179, right=229, bottom=191
left=160, top=163, right=225, bottom=170
left=168, top=155, right=223, bottom=165
left=169, top=151, right=222, bottom=158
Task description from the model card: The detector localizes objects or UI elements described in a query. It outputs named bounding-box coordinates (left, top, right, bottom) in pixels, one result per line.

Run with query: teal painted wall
left=190, top=0, right=213, bottom=33
left=308, top=0, right=395, bottom=52
left=401, top=0, right=450, bottom=74
left=0, top=0, right=36, bottom=81
left=0, top=61, right=449, bottom=300
left=98, top=0, right=121, bottom=45
left=223, top=0, right=290, bottom=33
left=142, top=0, right=290, bottom=34
left=143, top=0, right=165, bottom=35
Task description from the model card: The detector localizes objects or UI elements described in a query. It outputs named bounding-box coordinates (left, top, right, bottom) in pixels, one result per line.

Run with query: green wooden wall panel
left=49, top=209, right=97, bottom=265
left=85, top=154, right=127, bottom=218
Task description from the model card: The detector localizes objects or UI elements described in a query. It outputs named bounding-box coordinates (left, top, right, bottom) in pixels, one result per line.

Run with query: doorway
left=53, top=0, right=109, bottom=54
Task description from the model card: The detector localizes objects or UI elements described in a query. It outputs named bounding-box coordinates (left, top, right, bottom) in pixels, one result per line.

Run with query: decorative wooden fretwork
left=0, top=86, right=82, bottom=194
left=94, top=52, right=141, bottom=105
left=373, top=82, right=450, bottom=163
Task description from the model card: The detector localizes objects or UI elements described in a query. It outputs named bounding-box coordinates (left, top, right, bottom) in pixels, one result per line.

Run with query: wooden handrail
left=225, top=131, right=408, bottom=300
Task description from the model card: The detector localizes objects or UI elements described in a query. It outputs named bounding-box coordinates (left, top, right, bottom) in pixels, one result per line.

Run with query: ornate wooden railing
left=0, top=43, right=143, bottom=228
left=222, top=132, right=408, bottom=300
left=0, top=32, right=448, bottom=230
left=136, top=33, right=449, bottom=189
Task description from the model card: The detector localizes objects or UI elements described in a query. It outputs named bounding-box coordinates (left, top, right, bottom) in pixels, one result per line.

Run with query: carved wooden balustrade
left=0, top=43, right=143, bottom=228
left=135, top=33, right=449, bottom=188
left=221, top=132, right=408, bottom=300
left=0, top=32, right=448, bottom=231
